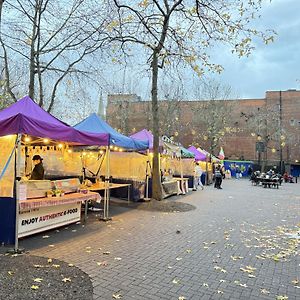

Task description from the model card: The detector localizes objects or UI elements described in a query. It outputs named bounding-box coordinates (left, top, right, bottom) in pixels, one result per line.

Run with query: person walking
left=193, top=162, right=204, bottom=190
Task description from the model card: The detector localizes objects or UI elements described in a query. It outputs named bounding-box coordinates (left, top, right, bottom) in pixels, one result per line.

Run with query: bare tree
left=103, top=0, right=275, bottom=199
left=192, top=79, right=237, bottom=155
left=0, top=0, right=110, bottom=112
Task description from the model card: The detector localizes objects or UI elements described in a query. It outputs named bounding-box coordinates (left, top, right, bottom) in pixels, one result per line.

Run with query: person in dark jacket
left=30, top=155, right=45, bottom=180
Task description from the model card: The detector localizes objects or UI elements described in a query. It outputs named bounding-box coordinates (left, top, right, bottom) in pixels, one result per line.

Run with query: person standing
left=193, top=162, right=204, bottom=190
left=214, top=165, right=223, bottom=189
left=30, top=155, right=45, bottom=180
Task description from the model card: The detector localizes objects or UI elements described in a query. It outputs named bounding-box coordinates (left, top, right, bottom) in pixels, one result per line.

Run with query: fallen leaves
left=172, top=278, right=180, bottom=284
left=33, top=278, right=43, bottom=283
left=7, top=271, right=14, bottom=276
left=31, top=285, right=39, bottom=290
left=178, top=297, right=186, bottom=300
left=112, top=293, right=122, bottom=299
left=62, top=277, right=71, bottom=283
left=260, top=288, right=270, bottom=295
left=276, top=296, right=288, bottom=300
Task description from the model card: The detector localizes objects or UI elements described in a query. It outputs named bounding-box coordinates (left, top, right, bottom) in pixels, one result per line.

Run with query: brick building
left=106, top=90, right=300, bottom=168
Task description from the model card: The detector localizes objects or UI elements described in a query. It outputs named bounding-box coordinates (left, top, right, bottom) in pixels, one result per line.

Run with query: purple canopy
left=187, top=146, right=207, bottom=161
left=0, top=96, right=109, bottom=145
left=130, top=129, right=154, bottom=149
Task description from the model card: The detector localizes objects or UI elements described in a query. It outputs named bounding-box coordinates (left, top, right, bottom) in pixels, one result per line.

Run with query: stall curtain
left=0, top=135, right=16, bottom=197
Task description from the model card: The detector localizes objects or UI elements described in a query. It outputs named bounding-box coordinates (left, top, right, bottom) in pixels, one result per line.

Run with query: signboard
left=256, top=142, right=265, bottom=153
left=18, top=202, right=81, bottom=238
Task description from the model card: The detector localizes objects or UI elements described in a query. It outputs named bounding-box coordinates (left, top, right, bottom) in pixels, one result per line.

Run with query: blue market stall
left=74, top=114, right=149, bottom=201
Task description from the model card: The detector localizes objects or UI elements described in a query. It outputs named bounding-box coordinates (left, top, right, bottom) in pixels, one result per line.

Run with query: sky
left=208, top=0, right=300, bottom=99
left=96, top=0, right=300, bottom=108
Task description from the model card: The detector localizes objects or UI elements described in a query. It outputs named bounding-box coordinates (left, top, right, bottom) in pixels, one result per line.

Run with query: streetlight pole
left=279, top=91, right=283, bottom=174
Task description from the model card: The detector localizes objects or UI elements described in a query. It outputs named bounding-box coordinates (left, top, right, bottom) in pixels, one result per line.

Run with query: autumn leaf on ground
left=48, top=245, right=55, bottom=247
left=217, top=290, right=223, bottom=294
left=220, top=279, right=226, bottom=283
left=96, top=261, right=108, bottom=266
left=42, top=235, right=50, bottom=239
left=31, top=285, right=39, bottom=290
left=276, top=296, right=288, bottom=300
left=7, top=271, right=14, bottom=276
left=33, top=264, right=44, bottom=268
left=176, top=257, right=182, bottom=261
left=112, top=293, right=122, bottom=299
left=172, top=278, right=180, bottom=284
left=178, top=297, right=186, bottom=300
left=261, top=289, right=270, bottom=295
left=203, top=283, right=209, bottom=287
left=52, top=264, right=60, bottom=268
left=47, top=258, right=52, bottom=263
left=291, top=279, right=299, bottom=285
left=248, top=274, right=256, bottom=278
left=231, top=256, right=243, bottom=261
left=186, top=249, right=192, bottom=253
left=220, top=268, right=227, bottom=273
left=33, top=278, right=43, bottom=283
left=114, top=257, right=122, bottom=261
left=214, top=266, right=221, bottom=271
left=68, top=264, right=74, bottom=267
left=103, top=251, right=111, bottom=255
left=62, top=277, right=71, bottom=283
left=239, top=283, right=248, bottom=288
left=86, top=246, right=91, bottom=250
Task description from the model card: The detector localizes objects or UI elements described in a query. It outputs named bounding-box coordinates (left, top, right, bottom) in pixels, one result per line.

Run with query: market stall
left=74, top=113, right=149, bottom=206
left=131, top=130, right=195, bottom=197
left=0, top=96, right=109, bottom=248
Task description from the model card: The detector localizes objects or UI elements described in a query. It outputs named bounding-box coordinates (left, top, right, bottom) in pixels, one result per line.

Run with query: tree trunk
left=151, top=51, right=162, bottom=200
left=28, top=3, right=40, bottom=100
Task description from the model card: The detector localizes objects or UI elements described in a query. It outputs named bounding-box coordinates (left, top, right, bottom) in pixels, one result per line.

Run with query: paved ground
left=20, top=179, right=300, bottom=300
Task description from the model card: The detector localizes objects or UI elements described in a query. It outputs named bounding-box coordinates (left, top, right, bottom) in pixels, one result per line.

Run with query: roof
left=0, top=96, right=109, bottom=146
left=74, top=113, right=148, bottom=150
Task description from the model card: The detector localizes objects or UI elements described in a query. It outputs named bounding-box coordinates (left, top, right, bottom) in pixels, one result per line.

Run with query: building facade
left=106, top=90, right=300, bottom=167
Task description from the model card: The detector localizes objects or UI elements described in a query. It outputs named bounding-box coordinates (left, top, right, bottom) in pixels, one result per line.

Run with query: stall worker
left=30, top=155, right=45, bottom=180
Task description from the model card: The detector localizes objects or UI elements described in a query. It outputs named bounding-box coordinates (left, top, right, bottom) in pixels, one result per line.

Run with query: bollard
left=296, top=177, right=298, bottom=183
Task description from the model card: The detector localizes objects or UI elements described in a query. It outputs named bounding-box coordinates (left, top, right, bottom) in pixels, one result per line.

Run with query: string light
left=58, top=143, right=63, bottom=149
left=67, top=149, right=72, bottom=153
left=43, top=138, right=49, bottom=144
left=24, top=136, right=31, bottom=142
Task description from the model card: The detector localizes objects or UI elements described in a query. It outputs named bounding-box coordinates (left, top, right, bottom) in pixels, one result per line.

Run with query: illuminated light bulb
left=174, top=132, right=178, bottom=137
left=271, top=148, right=276, bottom=153
left=114, top=146, right=118, bottom=151
left=82, top=152, right=87, bottom=156
left=99, top=150, right=104, bottom=154
left=280, top=135, right=285, bottom=140
left=257, top=136, right=262, bottom=141
left=119, top=148, right=123, bottom=152
left=67, top=149, right=72, bottom=153
left=43, top=138, right=49, bottom=144
left=58, top=143, right=63, bottom=148
left=251, top=132, right=255, bottom=137
left=24, top=136, right=31, bottom=142
left=281, top=142, right=286, bottom=147
left=110, top=145, right=114, bottom=149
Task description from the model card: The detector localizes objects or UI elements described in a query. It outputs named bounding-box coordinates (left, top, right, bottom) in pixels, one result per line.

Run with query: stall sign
left=18, top=202, right=81, bottom=238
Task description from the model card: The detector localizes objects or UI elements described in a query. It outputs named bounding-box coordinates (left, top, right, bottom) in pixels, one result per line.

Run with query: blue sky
left=209, top=0, right=300, bottom=99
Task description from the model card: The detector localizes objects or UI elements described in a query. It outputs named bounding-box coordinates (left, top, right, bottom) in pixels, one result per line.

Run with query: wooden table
left=88, top=182, right=131, bottom=204
left=173, top=177, right=189, bottom=195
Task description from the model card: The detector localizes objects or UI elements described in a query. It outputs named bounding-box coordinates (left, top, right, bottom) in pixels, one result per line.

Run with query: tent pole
left=106, top=147, right=111, bottom=219
left=101, top=146, right=111, bottom=221
left=180, top=155, right=185, bottom=194
left=144, top=150, right=151, bottom=201
left=14, top=134, right=22, bottom=253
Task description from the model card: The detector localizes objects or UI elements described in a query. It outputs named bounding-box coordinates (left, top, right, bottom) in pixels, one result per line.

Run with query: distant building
left=106, top=90, right=300, bottom=168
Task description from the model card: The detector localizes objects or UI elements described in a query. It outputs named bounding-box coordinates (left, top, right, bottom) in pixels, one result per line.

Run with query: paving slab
left=16, top=179, right=300, bottom=300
